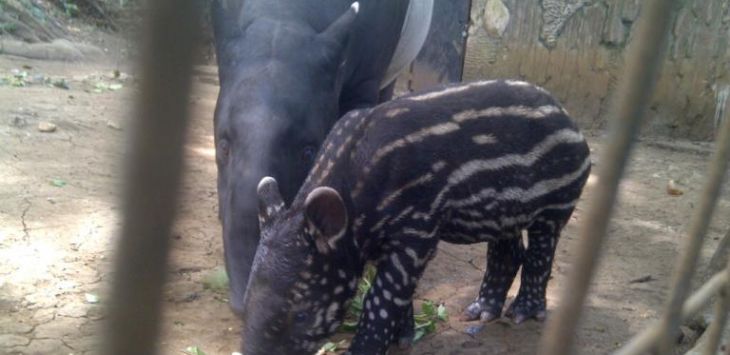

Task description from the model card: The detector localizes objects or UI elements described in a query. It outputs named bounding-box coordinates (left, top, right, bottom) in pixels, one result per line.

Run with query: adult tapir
left=210, top=0, right=433, bottom=316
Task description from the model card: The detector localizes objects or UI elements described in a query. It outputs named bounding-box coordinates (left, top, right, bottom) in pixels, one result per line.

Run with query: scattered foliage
left=339, top=263, right=448, bottom=342
left=316, top=340, right=348, bottom=355
left=183, top=346, right=206, bottom=355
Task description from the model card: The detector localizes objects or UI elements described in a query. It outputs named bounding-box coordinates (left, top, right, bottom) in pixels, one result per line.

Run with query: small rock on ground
left=37, top=122, right=57, bottom=133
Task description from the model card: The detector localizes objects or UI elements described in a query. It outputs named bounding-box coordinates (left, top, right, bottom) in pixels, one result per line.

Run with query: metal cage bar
left=703, top=263, right=729, bottom=355
left=538, top=0, right=678, bottom=353
left=615, top=270, right=729, bottom=355
left=101, top=1, right=200, bottom=354
left=655, top=91, right=730, bottom=353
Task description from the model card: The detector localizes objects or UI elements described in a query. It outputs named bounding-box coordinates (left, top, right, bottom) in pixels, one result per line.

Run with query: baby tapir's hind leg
left=505, top=208, right=574, bottom=323
left=462, top=235, right=524, bottom=322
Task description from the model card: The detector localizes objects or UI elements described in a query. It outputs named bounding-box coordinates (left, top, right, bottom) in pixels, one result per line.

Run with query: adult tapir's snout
left=222, top=208, right=259, bottom=317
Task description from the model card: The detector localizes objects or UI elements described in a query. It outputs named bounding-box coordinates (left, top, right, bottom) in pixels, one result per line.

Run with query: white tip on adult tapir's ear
left=257, top=176, right=285, bottom=227
left=321, top=2, right=359, bottom=45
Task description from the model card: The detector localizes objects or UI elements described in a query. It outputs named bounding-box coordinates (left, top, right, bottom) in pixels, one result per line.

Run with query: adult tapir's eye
left=301, top=145, right=317, bottom=163
left=218, top=139, right=230, bottom=160
left=293, top=311, right=308, bottom=323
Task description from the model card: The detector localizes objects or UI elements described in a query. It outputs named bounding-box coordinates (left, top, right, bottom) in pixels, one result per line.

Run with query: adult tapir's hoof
left=504, top=297, right=547, bottom=324
left=460, top=299, right=501, bottom=323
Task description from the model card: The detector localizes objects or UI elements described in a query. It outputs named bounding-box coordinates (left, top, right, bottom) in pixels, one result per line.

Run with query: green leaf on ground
left=183, top=346, right=206, bottom=355
left=51, top=179, right=66, bottom=187
left=201, top=266, right=229, bottom=293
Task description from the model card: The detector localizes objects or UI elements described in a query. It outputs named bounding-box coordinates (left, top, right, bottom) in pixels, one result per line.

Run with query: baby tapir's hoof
left=460, top=299, right=501, bottom=323
left=391, top=305, right=415, bottom=351
left=504, top=297, right=547, bottom=324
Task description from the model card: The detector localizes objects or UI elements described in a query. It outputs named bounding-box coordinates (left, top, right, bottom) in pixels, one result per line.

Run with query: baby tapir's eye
left=301, top=145, right=317, bottom=163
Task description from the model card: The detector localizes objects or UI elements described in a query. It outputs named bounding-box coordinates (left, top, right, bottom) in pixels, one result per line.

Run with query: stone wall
left=463, top=0, right=730, bottom=140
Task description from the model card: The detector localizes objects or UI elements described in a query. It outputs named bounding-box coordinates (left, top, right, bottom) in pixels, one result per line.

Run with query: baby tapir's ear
left=257, top=177, right=285, bottom=228
left=304, top=187, right=348, bottom=254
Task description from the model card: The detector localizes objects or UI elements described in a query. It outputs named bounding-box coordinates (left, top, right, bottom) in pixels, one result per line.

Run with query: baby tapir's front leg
left=347, top=238, right=438, bottom=355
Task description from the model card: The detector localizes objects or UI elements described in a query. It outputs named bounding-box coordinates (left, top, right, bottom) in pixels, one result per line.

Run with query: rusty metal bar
left=102, top=1, right=200, bottom=354
left=654, top=91, right=730, bottom=354
left=615, top=270, right=728, bottom=355
left=702, top=258, right=730, bottom=355
left=537, top=0, right=677, bottom=354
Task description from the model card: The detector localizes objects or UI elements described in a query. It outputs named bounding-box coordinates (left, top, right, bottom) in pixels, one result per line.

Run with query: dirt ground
left=1, top=50, right=729, bottom=355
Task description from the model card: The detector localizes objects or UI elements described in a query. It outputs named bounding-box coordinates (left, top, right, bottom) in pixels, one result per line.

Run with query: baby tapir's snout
left=240, top=79, right=591, bottom=355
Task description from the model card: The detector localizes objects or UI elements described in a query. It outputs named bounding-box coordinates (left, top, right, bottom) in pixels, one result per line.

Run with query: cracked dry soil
left=1, top=54, right=729, bottom=355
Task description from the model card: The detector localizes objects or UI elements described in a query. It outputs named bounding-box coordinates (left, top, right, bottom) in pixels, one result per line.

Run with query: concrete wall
left=463, top=0, right=730, bottom=140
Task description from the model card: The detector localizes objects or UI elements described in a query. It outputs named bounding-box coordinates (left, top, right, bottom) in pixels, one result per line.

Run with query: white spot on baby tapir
left=334, top=285, right=344, bottom=295
left=431, top=160, right=447, bottom=172
left=379, top=309, right=389, bottom=319
left=472, top=133, right=498, bottom=145
left=383, top=289, right=393, bottom=300
left=326, top=302, right=339, bottom=322
left=393, top=297, right=410, bottom=306
left=368, top=311, right=375, bottom=320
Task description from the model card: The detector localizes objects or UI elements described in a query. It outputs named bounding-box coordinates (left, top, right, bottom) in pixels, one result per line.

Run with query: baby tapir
left=240, top=79, right=591, bottom=355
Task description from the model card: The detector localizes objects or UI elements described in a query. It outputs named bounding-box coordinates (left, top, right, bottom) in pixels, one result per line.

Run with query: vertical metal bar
left=537, top=0, right=677, bottom=354
left=102, top=1, right=200, bottom=354
left=655, top=95, right=730, bottom=354
left=615, top=270, right=728, bottom=355
left=703, top=260, right=729, bottom=355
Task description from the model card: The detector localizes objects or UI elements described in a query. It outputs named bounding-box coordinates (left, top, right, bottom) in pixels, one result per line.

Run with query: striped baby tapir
left=239, top=79, right=591, bottom=354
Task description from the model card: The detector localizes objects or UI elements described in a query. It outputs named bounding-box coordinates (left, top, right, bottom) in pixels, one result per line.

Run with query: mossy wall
left=463, top=0, right=730, bottom=140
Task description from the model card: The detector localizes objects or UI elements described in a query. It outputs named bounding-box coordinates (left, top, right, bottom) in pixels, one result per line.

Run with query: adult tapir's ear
left=257, top=177, right=285, bottom=228
left=320, top=2, right=359, bottom=46
left=304, top=187, right=348, bottom=254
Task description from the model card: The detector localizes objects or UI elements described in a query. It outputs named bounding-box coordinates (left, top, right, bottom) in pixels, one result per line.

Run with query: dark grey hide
left=242, top=80, right=591, bottom=354
left=211, top=0, right=426, bottom=316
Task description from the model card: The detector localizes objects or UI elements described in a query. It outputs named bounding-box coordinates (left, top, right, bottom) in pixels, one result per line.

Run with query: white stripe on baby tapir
left=388, top=206, right=415, bottom=226
left=450, top=217, right=500, bottom=230
left=472, top=134, right=498, bottom=145
left=503, top=79, right=550, bottom=93
left=390, top=254, right=409, bottom=284
left=385, top=107, right=410, bottom=118
left=325, top=302, right=339, bottom=322
left=406, top=80, right=497, bottom=101
left=430, top=128, right=585, bottom=212
left=376, top=174, right=433, bottom=211
left=365, top=122, right=460, bottom=174
left=352, top=122, right=460, bottom=197
left=444, top=157, right=590, bottom=210
left=453, top=105, right=563, bottom=123
left=504, top=79, right=532, bottom=87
